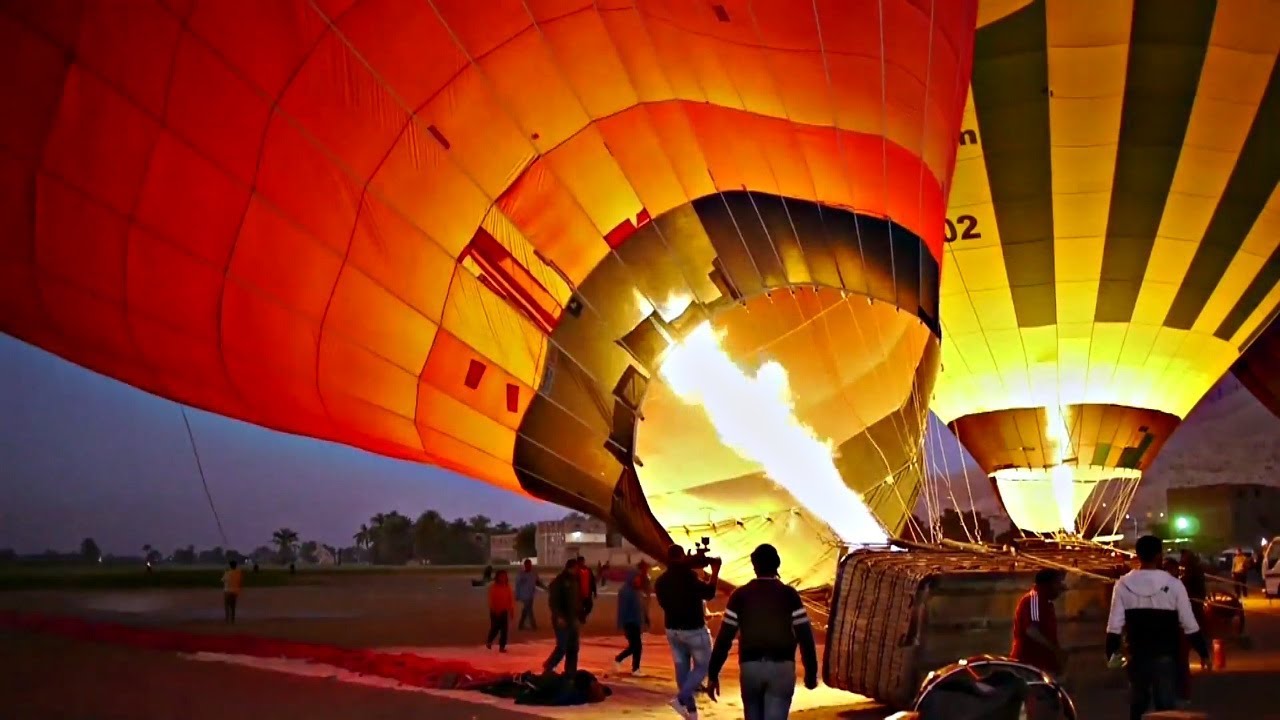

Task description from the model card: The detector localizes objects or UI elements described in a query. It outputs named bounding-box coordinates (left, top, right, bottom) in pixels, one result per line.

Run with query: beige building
left=488, top=532, right=519, bottom=563
left=535, top=514, right=650, bottom=568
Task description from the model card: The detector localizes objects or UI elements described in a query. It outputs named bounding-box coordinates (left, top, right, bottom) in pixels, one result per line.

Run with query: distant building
left=1167, top=483, right=1280, bottom=553
left=489, top=532, right=519, bottom=563
left=535, top=514, right=650, bottom=568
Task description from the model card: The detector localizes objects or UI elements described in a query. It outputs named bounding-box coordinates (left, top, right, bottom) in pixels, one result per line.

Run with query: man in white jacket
left=1105, top=535, right=1210, bottom=720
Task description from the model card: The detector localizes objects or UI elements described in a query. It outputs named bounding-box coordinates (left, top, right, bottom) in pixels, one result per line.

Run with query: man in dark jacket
left=655, top=544, right=721, bottom=719
left=542, top=558, right=583, bottom=674
left=612, top=567, right=648, bottom=676
left=707, top=544, right=818, bottom=720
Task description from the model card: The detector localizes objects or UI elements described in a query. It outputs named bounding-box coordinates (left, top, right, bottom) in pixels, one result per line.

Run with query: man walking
left=543, top=558, right=583, bottom=675
left=221, top=558, right=243, bottom=624
left=612, top=567, right=648, bottom=677
left=707, top=544, right=818, bottom=720
left=1106, top=535, right=1210, bottom=720
left=655, top=544, right=721, bottom=720
left=515, top=559, right=544, bottom=630
left=1010, top=569, right=1067, bottom=678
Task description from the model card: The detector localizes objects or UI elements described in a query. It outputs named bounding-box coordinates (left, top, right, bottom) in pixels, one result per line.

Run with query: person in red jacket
left=576, top=555, right=597, bottom=624
left=1011, top=569, right=1067, bottom=678
left=486, top=570, right=514, bottom=652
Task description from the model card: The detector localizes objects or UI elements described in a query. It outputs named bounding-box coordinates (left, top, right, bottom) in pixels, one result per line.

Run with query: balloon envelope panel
left=1234, top=319, right=1280, bottom=419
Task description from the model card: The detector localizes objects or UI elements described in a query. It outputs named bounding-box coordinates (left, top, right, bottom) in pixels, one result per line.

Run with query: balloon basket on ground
left=823, top=546, right=1128, bottom=708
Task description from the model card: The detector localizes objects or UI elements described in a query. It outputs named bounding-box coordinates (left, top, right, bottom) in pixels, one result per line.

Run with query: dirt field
left=0, top=572, right=633, bottom=647
left=2, top=573, right=1279, bottom=719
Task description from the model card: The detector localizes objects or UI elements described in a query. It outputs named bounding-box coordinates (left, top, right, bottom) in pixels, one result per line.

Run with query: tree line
left=0, top=511, right=541, bottom=568
left=349, top=511, right=537, bottom=565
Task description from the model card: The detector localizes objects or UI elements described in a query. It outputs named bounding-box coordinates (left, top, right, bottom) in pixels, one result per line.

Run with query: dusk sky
left=0, top=330, right=993, bottom=555
left=0, top=334, right=567, bottom=555
left=8, top=330, right=1250, bottom=556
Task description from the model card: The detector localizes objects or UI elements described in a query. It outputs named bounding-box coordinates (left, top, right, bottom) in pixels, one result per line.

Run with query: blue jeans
left=666, top=627, right=712, bottom=711
left=543, top=621, right=579, bottom=674
left=1127, top=655, right=1177, bottom=720
left=740, top=660, right=796, bottom=720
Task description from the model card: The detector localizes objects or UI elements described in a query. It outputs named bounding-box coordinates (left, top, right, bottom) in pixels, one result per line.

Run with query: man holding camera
left=654, top=541, right=722, bottom=720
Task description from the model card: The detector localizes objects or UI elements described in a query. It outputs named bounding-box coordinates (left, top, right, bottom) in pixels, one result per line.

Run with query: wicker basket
left=823, top=547, right=1127, bottom=708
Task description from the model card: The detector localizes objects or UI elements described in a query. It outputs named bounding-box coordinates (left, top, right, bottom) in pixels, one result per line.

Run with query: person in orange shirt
left=487, top=570, right=515, bottom=652
left=221, top=559, right=243, bottom=624
left=576, top=555, right=597, bottom=624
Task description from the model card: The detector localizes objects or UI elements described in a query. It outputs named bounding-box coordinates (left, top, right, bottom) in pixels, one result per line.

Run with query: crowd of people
left=498, top=535, right=1242, bottom=720
left=502, top=543, right=817, bottom=720
left=213, top=534, right=1255, bottom=719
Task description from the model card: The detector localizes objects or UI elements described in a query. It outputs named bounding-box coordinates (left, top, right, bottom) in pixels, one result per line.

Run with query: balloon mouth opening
left=992, top=466, right=1142, bottom=535
left=622, top=284, right=936, bottom=588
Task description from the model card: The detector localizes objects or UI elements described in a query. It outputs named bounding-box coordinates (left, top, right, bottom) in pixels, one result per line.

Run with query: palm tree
left=271, top=528, right=299, bottom=563
left=469, top=515, right=492, bottom=534
left=353, top=523, right=370, bottom=550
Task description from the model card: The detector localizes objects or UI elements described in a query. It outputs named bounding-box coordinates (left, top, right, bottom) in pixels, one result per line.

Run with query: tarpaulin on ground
left=478, top=670, right=612, bottom=706
left=0, top=611, right=506, bottom=690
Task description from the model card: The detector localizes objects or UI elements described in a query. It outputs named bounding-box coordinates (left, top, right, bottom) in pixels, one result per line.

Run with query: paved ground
left=1, top=575, right=1278, bottom=719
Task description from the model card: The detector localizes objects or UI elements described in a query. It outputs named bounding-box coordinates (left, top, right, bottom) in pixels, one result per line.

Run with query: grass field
left=0, top=563, right=492, bottom=591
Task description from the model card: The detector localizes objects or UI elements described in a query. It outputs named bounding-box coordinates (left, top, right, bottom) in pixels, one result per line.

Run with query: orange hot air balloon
left=0, top=0, right=976, bottom=589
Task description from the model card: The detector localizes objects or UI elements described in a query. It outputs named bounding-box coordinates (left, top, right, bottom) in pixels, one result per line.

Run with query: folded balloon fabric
left=0, top=611, right=505, bottom=690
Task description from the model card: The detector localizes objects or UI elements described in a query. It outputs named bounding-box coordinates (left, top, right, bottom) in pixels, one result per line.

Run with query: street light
left=1171, top=515, right=1199, bottom=536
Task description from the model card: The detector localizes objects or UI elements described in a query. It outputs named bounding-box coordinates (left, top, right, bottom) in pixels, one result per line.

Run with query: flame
left=634, top=288, right=695, bottom=324
left=659, top=322, right=888, bottom=546
left=1044, top=406, right=1075, bottom=533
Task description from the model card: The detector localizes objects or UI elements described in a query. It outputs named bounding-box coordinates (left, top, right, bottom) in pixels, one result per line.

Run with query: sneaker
left=486, top=643, right=492, bottom=650
left=631, top=668, right=645, bottom=677
left=668, top=699, right=691, bottom=719
left=499, top=647, right=508, bottom=653
left=612, top=660, right=624, bottom=676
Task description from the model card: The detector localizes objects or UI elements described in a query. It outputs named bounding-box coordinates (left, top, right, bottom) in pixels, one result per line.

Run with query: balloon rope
left=181, top=406, right=229, bottom=548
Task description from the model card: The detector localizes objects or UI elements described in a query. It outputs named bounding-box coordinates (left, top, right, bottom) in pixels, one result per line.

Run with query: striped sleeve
left=722, top=588, right=742, bottom=627
left=790, top=589, right=810, bottom=626
left=1029, top=592, right=1040, bottom=623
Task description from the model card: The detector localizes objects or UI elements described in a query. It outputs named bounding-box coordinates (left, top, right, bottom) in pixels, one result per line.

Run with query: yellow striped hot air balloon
left=932, top=0, right=1280, bottom=534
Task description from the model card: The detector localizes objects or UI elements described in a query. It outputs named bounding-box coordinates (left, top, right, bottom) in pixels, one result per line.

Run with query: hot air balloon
left=1234, top=319, right=1280, bottom=419
left=0, top=0, right=977, bottom=588
left=931, top=0, right=1280, bottom=535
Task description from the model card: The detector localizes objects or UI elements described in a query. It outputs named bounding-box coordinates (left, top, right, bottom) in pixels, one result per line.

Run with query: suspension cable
left=180, top=406, right=229, bottom=548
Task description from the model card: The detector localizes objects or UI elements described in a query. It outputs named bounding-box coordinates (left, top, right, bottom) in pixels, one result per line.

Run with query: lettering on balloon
left=959, top=128, right=979, bottom=147
left=943, top=215, right=982, bottom=243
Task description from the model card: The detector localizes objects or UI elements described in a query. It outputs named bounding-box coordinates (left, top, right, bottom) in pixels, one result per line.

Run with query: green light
left=1174, top=516, right=1190, bottom=531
